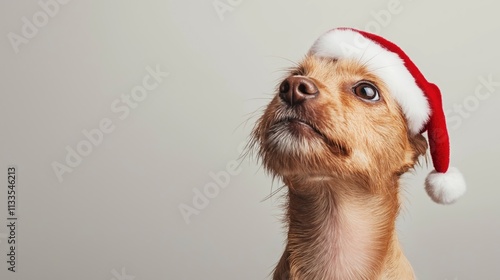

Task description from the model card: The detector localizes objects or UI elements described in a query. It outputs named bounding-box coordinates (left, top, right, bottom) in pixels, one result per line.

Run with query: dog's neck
left=273, top=176, right=414, bottom=280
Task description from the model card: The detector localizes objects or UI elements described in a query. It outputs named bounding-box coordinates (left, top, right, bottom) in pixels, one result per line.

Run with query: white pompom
left=425, top=167, right=466, bottom=204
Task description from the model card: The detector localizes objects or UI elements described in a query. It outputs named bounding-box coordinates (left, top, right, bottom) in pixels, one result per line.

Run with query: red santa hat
left=308, top=27, right=466, bottom=204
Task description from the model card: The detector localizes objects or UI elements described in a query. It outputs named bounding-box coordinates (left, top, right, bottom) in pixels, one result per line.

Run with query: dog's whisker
left=356, top=40, right=371, bottom=66
left=243, top=97, right=274, bottom=102
left=272, top=68, right=295, bottom=75
left=264, top=55, right=300, bottom=67
left=359, top=48, right=385, bottom=69
left=366, top=63, right=402, bottom=73
left=233, top=106, right=267, bottom=134
left=260, top=184, right=286, bottom=202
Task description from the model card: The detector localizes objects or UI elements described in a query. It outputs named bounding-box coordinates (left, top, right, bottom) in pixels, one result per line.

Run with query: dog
left=249, top=28, right=466, bottom=280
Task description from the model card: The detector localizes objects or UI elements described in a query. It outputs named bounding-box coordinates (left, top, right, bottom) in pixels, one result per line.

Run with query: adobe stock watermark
left=51, top=65, right=169, bottom=183
left=7, top=0, right=72, bottom=54
left=110, top=267, right=135, bottom=280
left=178, top=142, right=246, bottom=224
left=213, top=0, right=243, bottom=21
left=445, top=74, right=499, bottom=130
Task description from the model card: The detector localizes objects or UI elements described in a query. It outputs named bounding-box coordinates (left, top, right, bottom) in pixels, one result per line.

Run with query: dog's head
left=251, top=28, right=465, bottom=206
left=251, top=54, right=428, bottom=186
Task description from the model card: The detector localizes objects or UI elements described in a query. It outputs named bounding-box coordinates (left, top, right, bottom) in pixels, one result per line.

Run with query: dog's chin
left=259, top=119, right=349, bottom=177
left=274, top=118, right=322, bottom=141
left=265, top=118, right=348, bottom=156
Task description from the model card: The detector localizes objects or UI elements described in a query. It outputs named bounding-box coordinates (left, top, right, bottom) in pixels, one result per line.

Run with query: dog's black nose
left=279, top=76, right=319, bottom=106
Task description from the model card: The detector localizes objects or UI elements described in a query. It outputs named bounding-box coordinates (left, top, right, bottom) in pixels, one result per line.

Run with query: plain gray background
left=0, top=0, right=499, bottom=279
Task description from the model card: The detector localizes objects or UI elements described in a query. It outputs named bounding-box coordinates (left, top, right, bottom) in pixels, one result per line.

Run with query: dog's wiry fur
left=250, top=55, right=428, bottom=280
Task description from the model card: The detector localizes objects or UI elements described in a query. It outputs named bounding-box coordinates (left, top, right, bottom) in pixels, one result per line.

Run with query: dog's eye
left=352, top=82, right=380, bottom=101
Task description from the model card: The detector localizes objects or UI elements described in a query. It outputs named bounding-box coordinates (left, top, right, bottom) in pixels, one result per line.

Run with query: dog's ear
left=399, top=133, right=428, bottom=175
left=410, top=133, right=428, bottom=161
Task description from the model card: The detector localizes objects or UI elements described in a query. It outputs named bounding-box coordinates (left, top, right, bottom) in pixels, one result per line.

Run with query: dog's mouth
left=271, top=118, right=349, bottom=156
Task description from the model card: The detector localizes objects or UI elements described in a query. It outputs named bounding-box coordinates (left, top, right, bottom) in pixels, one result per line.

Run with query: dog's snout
left=279, top=76, right=319, bottom=106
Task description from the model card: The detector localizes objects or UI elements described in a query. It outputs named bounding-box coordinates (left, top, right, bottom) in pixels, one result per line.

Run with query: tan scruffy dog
left=249, top=28, right=466, bottom=280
